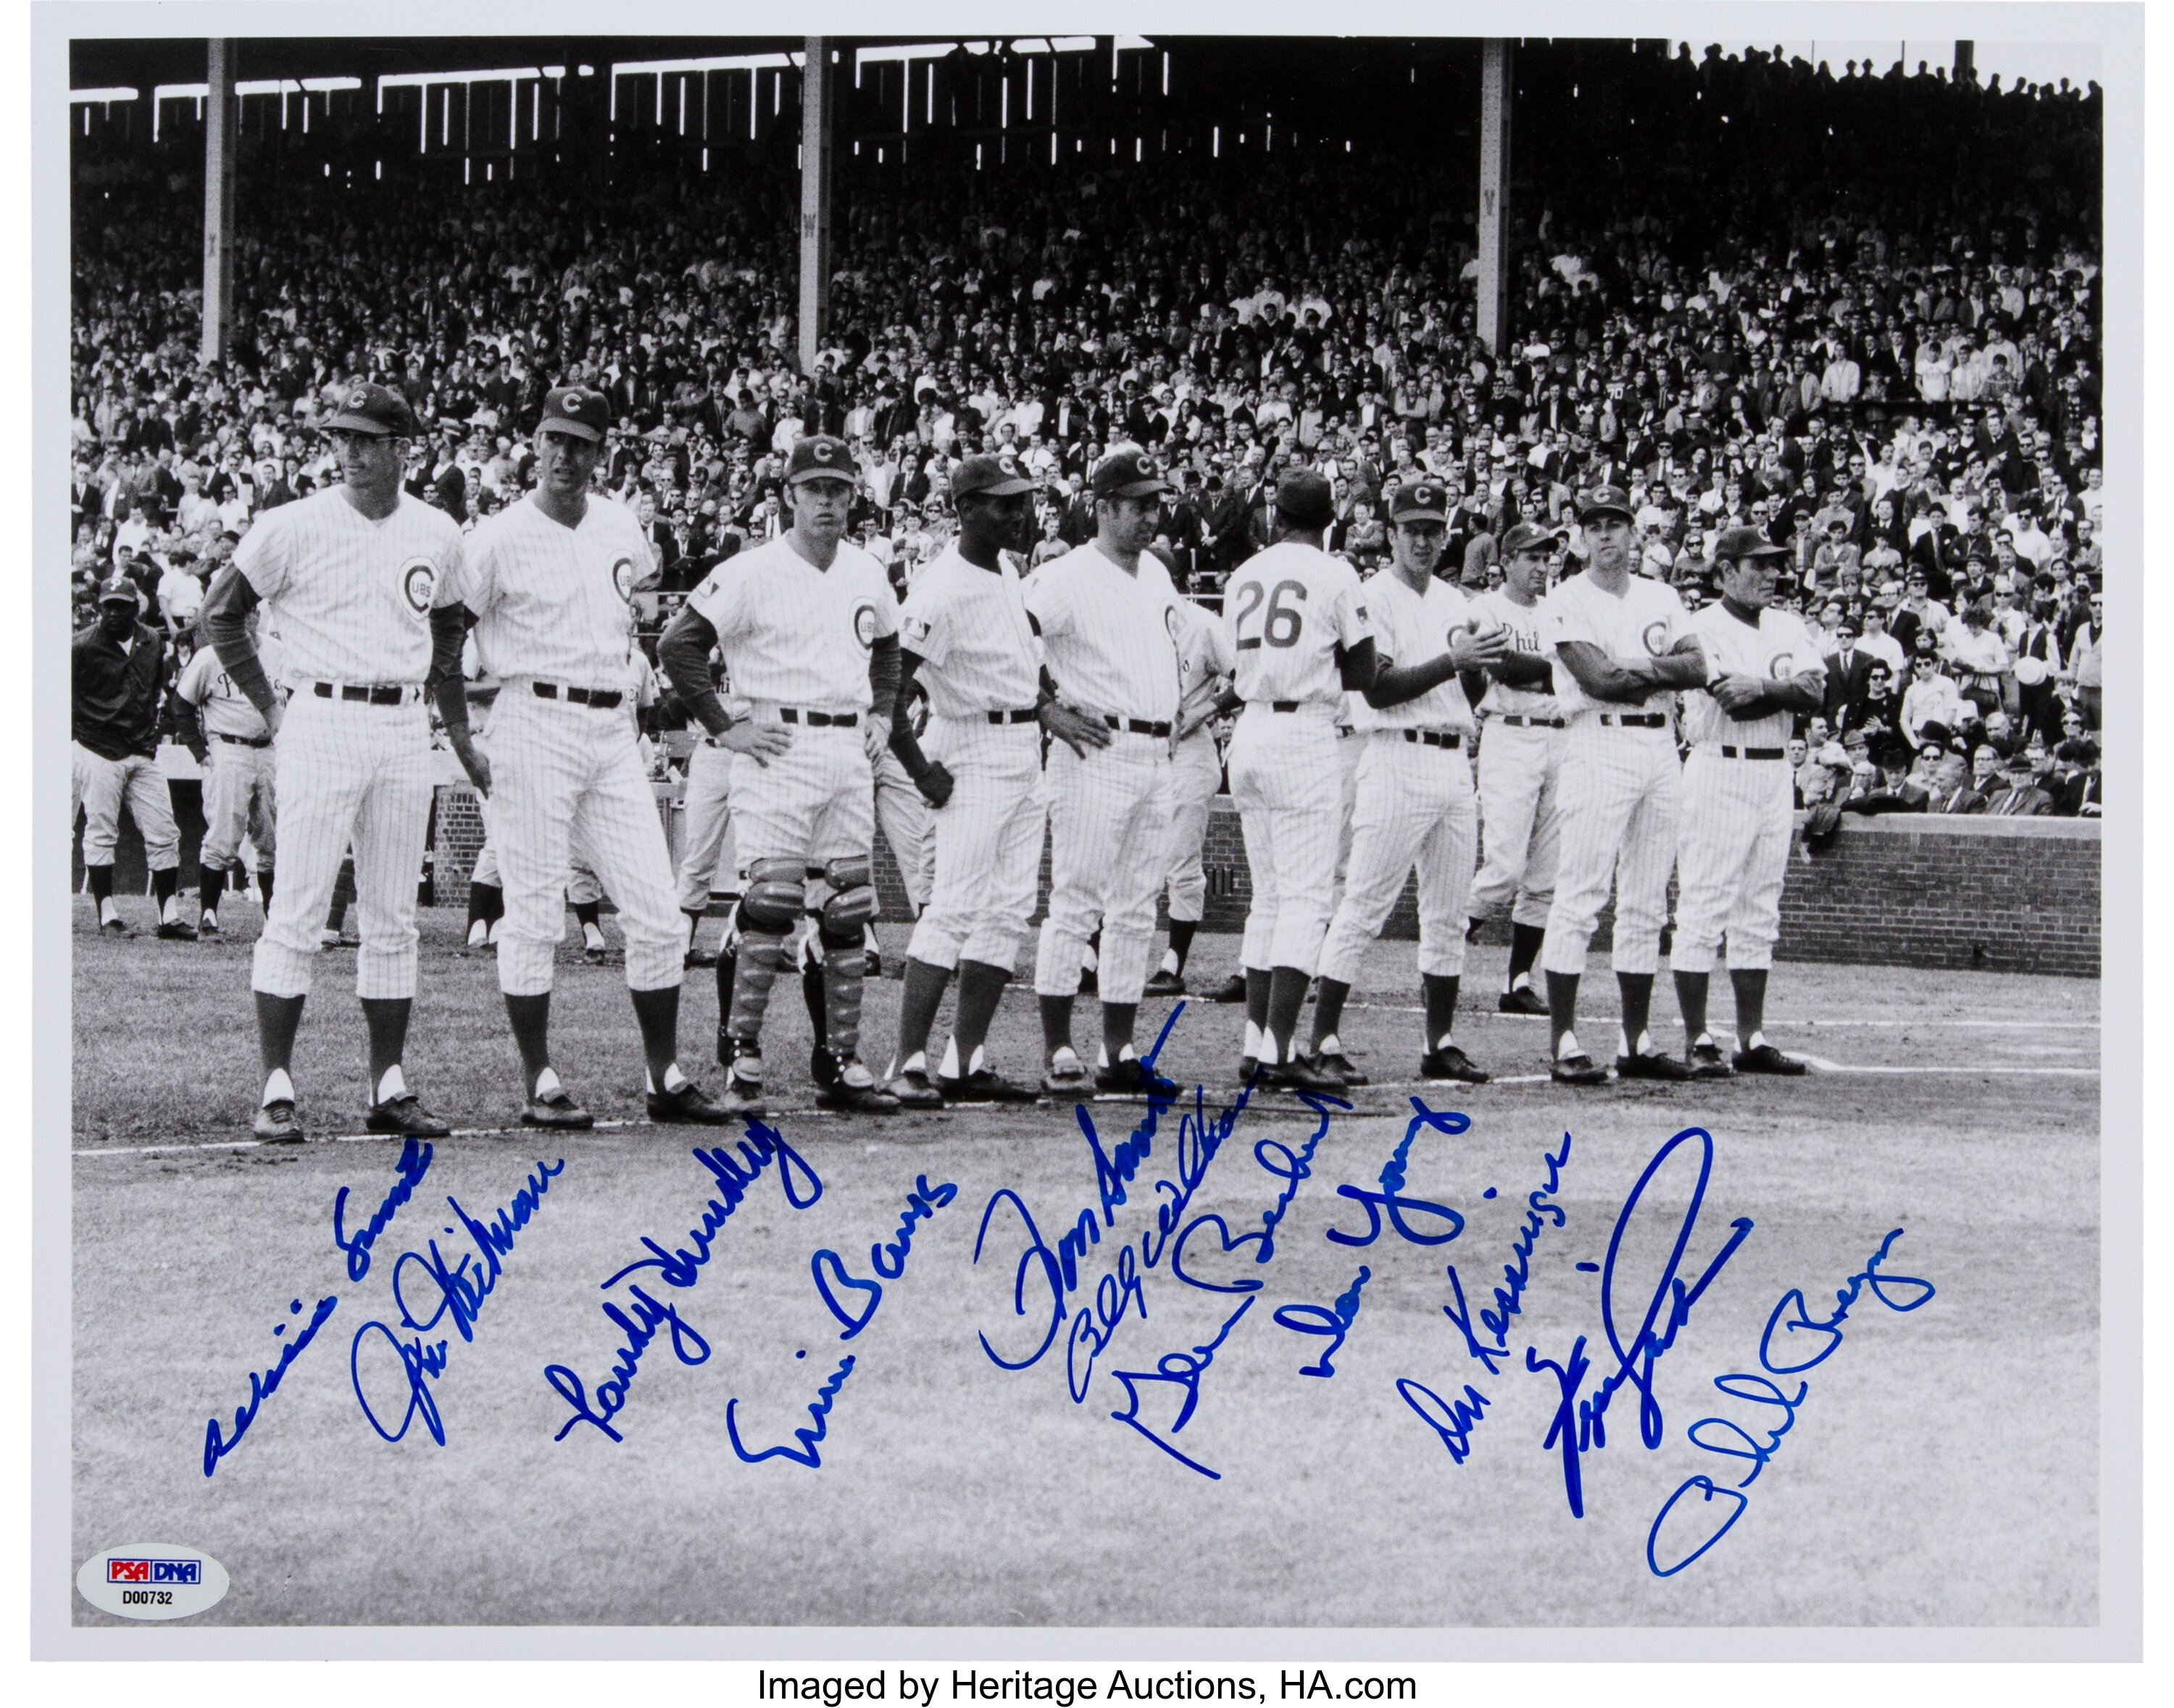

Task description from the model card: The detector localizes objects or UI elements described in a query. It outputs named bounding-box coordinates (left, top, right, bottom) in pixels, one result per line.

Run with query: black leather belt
left=1719, top=746, right=1787, bottom=759
left=313, top=681, right=417, bottom=706
left=1104, top=715, right=1173, bottom=738
left=986, top=708, right=1039, bottom=725
left=215, top=732, right=271, bottom=749
left=1597, top=712, right=1668, bottom=728
left=1401, top=729, right=1465, bottom=749
left=532, top=682, right=624, bottom=709
left=1496, top=715, right=1565, bottom=728
left=780, top=708, right=858, bottom=727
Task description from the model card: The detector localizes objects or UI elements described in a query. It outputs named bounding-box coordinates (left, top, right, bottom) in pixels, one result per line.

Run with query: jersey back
left=1220, top=541, right=1368, bottom=707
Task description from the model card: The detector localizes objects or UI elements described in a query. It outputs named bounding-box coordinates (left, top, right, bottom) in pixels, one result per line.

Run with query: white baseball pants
left=1035, top=736, right=1171, bottom=1004
left=1470, top=720, right=1565, bottom=929
left=875, top=746, right=935, bottom=913
left=1319, top=731, right=1478, bottom=986
left=1539, top=722, right=1681, bottom=979
left=252, top=693, right=433, bottom=1001
left=1326, top=725, right=1362, bottom=919
left=199, top=739, right=278, bottom=874
left=728, top=715, right=875, bottom=873
left=1227, top=706, right=1344, bottom=976
left=1162, top=731, right=1223, bottom=923
left=73, top=744, right=180, bottom=870
left=1672, top=750, right=1794, bottom=974
left=908, top=715, right=1045, bottom=973
left=674, top=738, right=738, bottom=913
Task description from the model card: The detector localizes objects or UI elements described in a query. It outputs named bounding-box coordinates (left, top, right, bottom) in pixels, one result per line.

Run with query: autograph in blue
left=1274, top=1266, right=1371, bottom=1378
left=1325, top=1098, right=1469, bottom=1249
left=728, top=1354, right=857, bottom=1469
left=1441, top=1132, right=1572, bottom=1377
left=1646, top=1228, right=1936, bottom=1576
left=1107, top=1296, right=1256, bottom=1479
left=811, top=1173, right=958, bottom=1340
left=1524, top=1126, right=1754, bottom=1517
left=333, top=1134, right=434, bottom=1282
left=202, top=1294, right=339, bottom=1478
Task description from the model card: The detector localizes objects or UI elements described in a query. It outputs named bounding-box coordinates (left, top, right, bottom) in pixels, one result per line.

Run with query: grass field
left=69, top=896, right=2099, bottom=1628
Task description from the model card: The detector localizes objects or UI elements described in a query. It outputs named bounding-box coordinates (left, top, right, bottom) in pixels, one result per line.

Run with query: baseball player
left=1305, top=479, right=1507, bottom=1084
left=200, top=381, right=464, bottom=1141
left=882, top=451, right=1081, bottom=1104
left=1023, top=447, right=1191, bottom=1099
left=657, top=433, right=904, bottom=1117
left=1146, top=591, right=1236, bottom=997
left=1534, top=486, right=1710, bottom=1085
left=672, top=654, right=739, bottom=967
left=1463, top=520, right=1567, bottom=1013
left=175, top=608, right=281, bottom=935
left=1670, top=526, right=1825, bottom=1075
left=431, top=385, right=728, bottom=1128
left=73, top=575, right=193, bottom=938
left=1220, top=468, right=1377, bottom=1090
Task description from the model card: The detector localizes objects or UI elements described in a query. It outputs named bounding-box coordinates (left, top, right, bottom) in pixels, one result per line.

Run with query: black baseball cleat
left=1207, top=973, right=1249, bottom=1004
left=1419, top=1044, right=1491, bottom=1084
left=1265, top=1055, right=1346, bottom=1093
left=1498, top=985, right=1549, bottom=1016
left=523, top=1086, right=594, bottom=1128
left=1317, top=1050, right=1368, bottom=1086
left=1688, top=1041, right=1737, bottom=1080
left=886, top=1067, right=945, bottom=1108
left=649, top=1080, right=734, bottom=1123
left=99, top=908, right=130, bottom=936
left=366, top=1093, right=451, bottom=1137
left=1733, top=1043, right=1808, bottom=1076
left=156, top=919, right=199, bottom=941
left=1550, top=1054, right=1609, bottom=1086
left=252, top=1100, right=304, bottom=1142
left=936, top=1067, right=1041, bottom=1104
left=1096, top=1057, right=1178, bottom=1099
left=1237, top=1054, right=1259, bottom=1086
left=198, top=912, right=221, bottom=937
left=1143, top=968, right=1186, bottom=997
left=1617, top=1049, right=1694, bottom=1082
left=817, top=1063, right=903, bottom=1114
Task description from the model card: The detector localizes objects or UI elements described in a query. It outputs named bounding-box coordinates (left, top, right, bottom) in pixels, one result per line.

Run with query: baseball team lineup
left=167, top=379, right=1828, bottom=1143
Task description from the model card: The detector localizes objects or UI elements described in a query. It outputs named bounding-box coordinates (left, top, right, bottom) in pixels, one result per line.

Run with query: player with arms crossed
left=1220, top=468, right=1377, bottom=1089
left=430, top=386, right=730, bottom=1128
left=175, top=607, right=282, bottom=936
left=1535, top=486, right=1709, bottom=1085
left=1305, top=479, right=1507, bottom=1084
left=1671, top=526, right=1825, bottom=1075
left=658, top=435, right=903, bottom=1117
left=200, top=382, right=463, bottom=1141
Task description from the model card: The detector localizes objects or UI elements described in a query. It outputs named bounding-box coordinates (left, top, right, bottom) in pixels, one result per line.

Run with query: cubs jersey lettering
left=1539, top=572, right=1693, bottom=718
left=441, top=493, right=654, bottom=685
left=686, top=534, right=899, bottom=712
left=1353, top=570, right=1478, bottom=733
left=1467, top=588, right=1561, bottom=719
left=1220, top=541, right=1369, bottom=708
left=232, top=488, right=462, bottom=686
left=1022, top=542, right=1183, bottom=723
left=1680, top=602, right=1825, bottom=751
left=896, top=544, right=1041, bottom=717
left=177, top=633, right=285, bottom=738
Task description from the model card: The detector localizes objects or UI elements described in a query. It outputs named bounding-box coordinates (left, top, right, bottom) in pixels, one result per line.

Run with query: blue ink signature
left=542, top=1287, right=712, bottom=1443
left=872, top=1174, right=959, bottom=1279
left=1442, top=1133, right=1573, bottom=1376
left=1525, top=1127, right=1754, bottom=1517
left=728, top=1354, right=856, bottom=1468
left=1107, top=1296, right=1255, bottom=1479
left=1398, top=1378, right=1491, bottom=1463
left=1273, top=1265, right=1371, bottom=1377
left=1168, top=1089, right=1344, bottom=1292
left=202, top=1294, right=338, bottom=1477
left=333, top=1135, right=433, bottom=1282
left=1325, top=1097, right=1469, bottom=1247
left=812, top=1172, right=959, bottom=1339
left=351, top=1320, right=448, bottom=1445
left=1647, top=1229, right=1935, bottom=1576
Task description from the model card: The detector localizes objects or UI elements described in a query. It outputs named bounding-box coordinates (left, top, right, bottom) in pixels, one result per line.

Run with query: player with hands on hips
left=1671, top=527, right=1825, bottom=1077
left=1220, top=467, right=1378, bottom=1091
left=199, top=382, right=463, bottom=1142
left=881, top=451, right=1052, bottom=1105
left=657, top=434, right=903, bottom=1116
left=430, top=386, right=731, bottom=1129
left=1304, top=478, right=1507, bottom=1086
left=1534, top=486, right=1710, bottom=1086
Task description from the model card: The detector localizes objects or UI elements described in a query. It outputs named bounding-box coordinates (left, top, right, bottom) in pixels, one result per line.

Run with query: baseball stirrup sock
left=86, top=865, right=114, bottom=903
left=200, top=866, right=228, bottom=909
left=726, top=931, right=788, bottom=1041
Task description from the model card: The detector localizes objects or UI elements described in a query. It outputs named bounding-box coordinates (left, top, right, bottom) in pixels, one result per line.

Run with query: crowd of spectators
left=71, top=43, right=2104, bottom=817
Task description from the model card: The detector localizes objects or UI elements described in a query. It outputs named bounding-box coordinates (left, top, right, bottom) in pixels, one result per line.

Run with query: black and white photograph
left=36, top=0, right=2142, bottom=1662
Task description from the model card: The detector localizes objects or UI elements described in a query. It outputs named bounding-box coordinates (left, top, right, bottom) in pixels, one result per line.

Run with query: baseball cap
left=1090, top=447, right=1170, bottom=500
left=1386, top=479, right=1449, bottom=522
left=322, top=382, right=418, bottom=438
left=538, top=386, right=609, bottom=443
left=1578, top=485, right=1636, bottom=523
left=1501, top=520, right=1559, bottom=555
left=951, top=450, right=1036, bottom=499
left=1712, top=525, right=1790, bottom=562
left=96, top=575, right=139, bottom=607
left=1275, top=468, right=1336, bottom=528
left=783, top=436, right=857, bottom=485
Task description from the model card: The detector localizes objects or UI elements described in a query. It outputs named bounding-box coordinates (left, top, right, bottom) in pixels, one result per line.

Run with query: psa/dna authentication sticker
left=78, top=1545, right=230, bottom=1620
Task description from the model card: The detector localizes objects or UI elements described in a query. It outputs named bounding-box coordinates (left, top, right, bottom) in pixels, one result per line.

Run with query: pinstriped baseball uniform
left=1467, top=586, right=1566, bottom=930
left=439, top=492, right=680, bottom=996
left=1538, top=572, right=1692, bottom=980
left=178, top=637, right=281, bottom=877
left=874, top=745, right=935, bottom=912
left=1221, top=542, right=1370, bottom=976
left=673, top=654, right=741, bottom=920
left=899, top=541, right=1046, bottom=972
left=1164, top=598, right=1236, bottom=926
left=1024, top=541, right=1183, bottom=1004
left=1317, top=568, right=1482, bottom=986
left=1673, top=601, right=1823, bottom=975
left=233, top=488, right=460, bottom=1001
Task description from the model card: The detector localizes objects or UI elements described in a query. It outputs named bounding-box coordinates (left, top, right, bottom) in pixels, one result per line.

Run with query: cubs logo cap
left=951, top=451, right=1036, bottom=499
left=323, top=382, right=419, bottom=438
left=538, top=386, right=609, bottom=443
left=1713, top=524, right=1791, bottom=562
left=1275, top=468, right=1336, bottom=528
left=783, top=435, right=857, bottom=485
left=1388, top=479, right=1449, bottom=522
left=1090, top=447, right=1170, bottom=499
left=1500, top=520, right=1561, bottom=554
left=96, top=574, right=141, bottom=606
left=1578, top=484, right=1636, bottom=523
